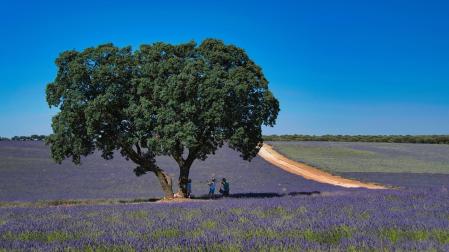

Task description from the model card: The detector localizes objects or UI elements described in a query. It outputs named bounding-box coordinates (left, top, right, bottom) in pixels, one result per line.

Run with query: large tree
left=46, top=39, right=279, bottom=198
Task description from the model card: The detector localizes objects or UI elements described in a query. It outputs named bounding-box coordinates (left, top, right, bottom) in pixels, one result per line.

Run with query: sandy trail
left=258, top=144, right=386, bottom=189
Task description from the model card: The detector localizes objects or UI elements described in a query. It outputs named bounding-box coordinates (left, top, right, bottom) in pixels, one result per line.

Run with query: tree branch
left=135, top=142, right=142, bottom=156
left=185, top=147, right=197, bottom=168
left=121, top=144, right=143, bottom=166
left=172, top=140, right=185, bottom=167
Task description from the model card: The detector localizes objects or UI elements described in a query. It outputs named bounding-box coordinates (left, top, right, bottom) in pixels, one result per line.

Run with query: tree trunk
left=154, top=169, right=174, bottom=199
left=177, top=165, right=190, bottom=198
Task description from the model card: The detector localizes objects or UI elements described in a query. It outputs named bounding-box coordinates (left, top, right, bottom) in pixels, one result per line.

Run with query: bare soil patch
left=258, top=144, right=386, bottom=189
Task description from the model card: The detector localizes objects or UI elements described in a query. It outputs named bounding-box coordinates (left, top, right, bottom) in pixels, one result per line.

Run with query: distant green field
left=269, top=141, right=449, bottom=174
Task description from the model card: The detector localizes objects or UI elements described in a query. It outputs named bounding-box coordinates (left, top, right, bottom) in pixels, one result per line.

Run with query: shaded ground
left=0, top=141, right=340, bottom=201
left=0, top=191, right=323, bottom=208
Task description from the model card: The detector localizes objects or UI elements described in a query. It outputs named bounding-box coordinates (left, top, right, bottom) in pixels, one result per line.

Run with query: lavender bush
left=1, top=187, right=448, bottom=251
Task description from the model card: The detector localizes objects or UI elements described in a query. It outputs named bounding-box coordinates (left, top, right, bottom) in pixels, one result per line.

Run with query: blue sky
left=0, top=0, right=448, bottom=137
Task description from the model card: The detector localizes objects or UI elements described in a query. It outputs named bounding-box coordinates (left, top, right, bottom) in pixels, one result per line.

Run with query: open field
left=1, top=141, right=449, bottom=251
left=270, top=141, right=449, bottom=188
left=269, top=141, right=449, bottom=174
left=0, top=141, right=339, bottom=202
left=258, top=144, right=385, bottom=189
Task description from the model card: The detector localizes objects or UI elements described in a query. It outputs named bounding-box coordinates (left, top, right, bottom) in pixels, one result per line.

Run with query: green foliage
left=83, top=245, right=136, bottom=252
left=151, top=228, right=181, bottom=239
left=183, top=209, right=201, bottom=221
left=229, top=207, right=245, bottom=215
left=45, top=39, right=279, bottom=193
left=5, top=134, right=449, bottom=144
left=301, top=225, right=353, bottom=245
left=295, top=206, right=308, bottom=214
left=186, top=228, right=205, bottom=239
left=126, top=210, right=149, bottom=220
left=238, top=216, right=250, bottom=224
left=0, top=135, right=46, bottom=141
left=246, top=228, right=279, bottom=239
left=200, top=220, right=217, bottom=230
left=204, top=244, right=243, bottom=252
left=2, top=231, right=72, bottom=243
left=433, top=230, right=449, bottom=244
left=264, top=134, right=449, bottom=144
left=379, top=228, right=449, bottom=244
left=272, top=143, right=449, bottom=174
left=236, top=225, right=353, bottom=245
left=359, top=211, right=371, bottom=220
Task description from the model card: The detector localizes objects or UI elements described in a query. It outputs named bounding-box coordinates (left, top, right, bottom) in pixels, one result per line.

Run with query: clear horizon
left=1, top=0, right=448, bottom=138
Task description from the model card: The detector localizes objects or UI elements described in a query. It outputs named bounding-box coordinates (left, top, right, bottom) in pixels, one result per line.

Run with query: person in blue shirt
left=208, top=178, right=216, bottom=198
left=219, top=178, right=230, bottom=197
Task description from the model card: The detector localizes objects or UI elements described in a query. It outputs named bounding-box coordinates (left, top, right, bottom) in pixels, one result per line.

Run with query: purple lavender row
left=1, top=187, right=448, bottom=251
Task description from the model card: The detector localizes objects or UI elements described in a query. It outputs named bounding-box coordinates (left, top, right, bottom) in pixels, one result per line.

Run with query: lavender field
left=1, top=188, right=448, bottom=251
left=270, top=141, right=449, bottom=188
left=0, top=141, right=339, bottom=201
left=1, top=141, right=449, bottom=251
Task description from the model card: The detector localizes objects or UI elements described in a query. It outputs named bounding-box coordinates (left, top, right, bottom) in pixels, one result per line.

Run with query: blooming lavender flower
left=0, top=188, right=448, bottom=251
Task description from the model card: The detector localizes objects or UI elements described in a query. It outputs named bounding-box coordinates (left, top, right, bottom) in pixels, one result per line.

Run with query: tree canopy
left=46, top=39, right=279, bottom=198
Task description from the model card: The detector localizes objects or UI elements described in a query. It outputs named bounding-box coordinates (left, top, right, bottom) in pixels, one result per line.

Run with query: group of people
left=207, top=177, right=230, bottom=198
left=183, top=177, right=230, bottom=198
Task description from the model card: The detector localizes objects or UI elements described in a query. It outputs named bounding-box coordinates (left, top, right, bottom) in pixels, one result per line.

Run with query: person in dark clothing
left=186, top=179, right=192, bottom=198
left=219, top=178, right=230, bottom=196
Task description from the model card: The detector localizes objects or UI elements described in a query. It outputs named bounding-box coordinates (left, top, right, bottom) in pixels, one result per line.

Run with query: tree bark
left=154, top=169, right=174, bottom=199
left=177, top=165, right=190, bottom=197
left=172, top=147, right=196, bottom=198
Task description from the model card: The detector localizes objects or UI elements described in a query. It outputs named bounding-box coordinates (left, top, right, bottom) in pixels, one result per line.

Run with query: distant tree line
left=263, top=134, right=449, bottom=144
left=0, top=135, right=47, bottom=141
left=2, top=134, right=449, bottom=144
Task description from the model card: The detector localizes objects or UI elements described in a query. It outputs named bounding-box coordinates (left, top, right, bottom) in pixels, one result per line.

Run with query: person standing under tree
left=219, top=178, right=230, bottom=196
left=186, top=179, right=192, bottom=198
left=208, top=178, right=216, bottom=198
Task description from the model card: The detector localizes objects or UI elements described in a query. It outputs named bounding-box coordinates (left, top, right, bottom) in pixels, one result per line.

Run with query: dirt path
left=258, top=144, right=386, bottom=189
